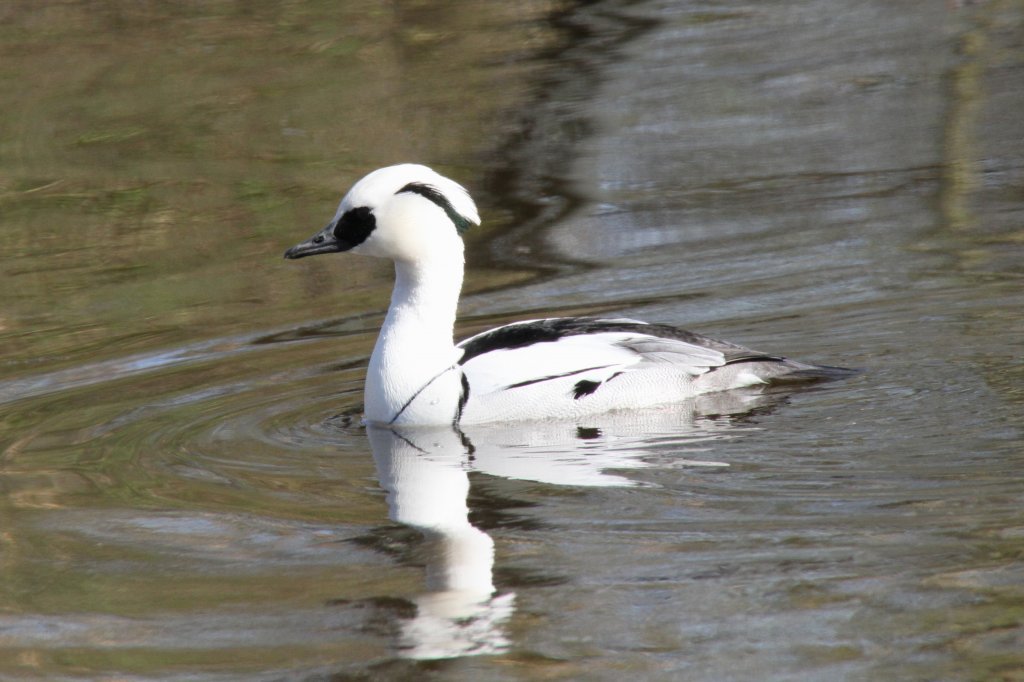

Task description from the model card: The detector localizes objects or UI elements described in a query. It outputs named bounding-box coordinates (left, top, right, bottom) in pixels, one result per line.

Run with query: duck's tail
left=771, top=359, right=862, bottom=383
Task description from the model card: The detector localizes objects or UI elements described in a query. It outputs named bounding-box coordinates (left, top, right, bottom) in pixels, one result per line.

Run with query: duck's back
left=454, top=317, right=842, bottom=424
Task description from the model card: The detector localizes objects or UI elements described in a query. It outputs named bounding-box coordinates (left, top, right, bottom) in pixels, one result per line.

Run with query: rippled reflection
left=362, top=387, right=789, bottom=660
left=460, top=389, right=782, bottom=487
left=368, top=425, right=513, bottom=660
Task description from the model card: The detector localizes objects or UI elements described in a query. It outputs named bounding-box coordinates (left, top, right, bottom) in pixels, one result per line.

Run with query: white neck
left=363, top=248, right=465, bottom=424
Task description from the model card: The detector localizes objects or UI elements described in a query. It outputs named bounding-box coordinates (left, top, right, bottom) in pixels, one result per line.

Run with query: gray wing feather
left=615, top=336, right=726, bottom=368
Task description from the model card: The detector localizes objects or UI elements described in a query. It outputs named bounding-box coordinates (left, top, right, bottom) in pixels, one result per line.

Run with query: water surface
left=1, top=1, right=1022, bottom=680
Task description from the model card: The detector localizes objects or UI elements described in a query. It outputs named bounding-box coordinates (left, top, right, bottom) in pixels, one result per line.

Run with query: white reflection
left=365, top=388, right=781, bottom=660
left=368, top=425, right=514, bottom=660
left=462, top=389, right=777, bottom=486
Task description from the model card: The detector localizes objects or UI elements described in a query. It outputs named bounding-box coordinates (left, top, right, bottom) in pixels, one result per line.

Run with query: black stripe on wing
left=454, top=372, right=470, bottom=425
left=458, top=317, right=780, bottom=366
left=572, top=380, right=601, bottom=399
left=503, top=365, right=613, bottom=390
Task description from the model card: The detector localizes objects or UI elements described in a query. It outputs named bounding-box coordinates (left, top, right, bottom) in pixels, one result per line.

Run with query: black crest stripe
left=397, top=182, right=475, bottom=234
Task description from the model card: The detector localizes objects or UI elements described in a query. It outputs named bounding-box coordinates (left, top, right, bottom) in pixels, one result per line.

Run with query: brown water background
left=1, top=1, right=1022, bottom=680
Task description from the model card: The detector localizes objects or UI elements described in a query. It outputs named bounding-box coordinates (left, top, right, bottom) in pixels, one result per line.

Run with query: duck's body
left=285, top=164, right=850, bottom=426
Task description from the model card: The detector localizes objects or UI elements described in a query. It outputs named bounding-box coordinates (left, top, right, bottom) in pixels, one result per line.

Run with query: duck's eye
left=313, top=235, right=325, bottom=244
left=333, top=206, right=376, bottom=247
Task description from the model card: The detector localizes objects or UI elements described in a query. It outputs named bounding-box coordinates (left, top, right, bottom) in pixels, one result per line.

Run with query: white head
left=284, top=164, right=480, bottom=263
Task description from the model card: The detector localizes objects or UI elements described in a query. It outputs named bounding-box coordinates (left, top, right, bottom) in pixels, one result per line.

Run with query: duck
left=284, top=164, right=851, bottom=426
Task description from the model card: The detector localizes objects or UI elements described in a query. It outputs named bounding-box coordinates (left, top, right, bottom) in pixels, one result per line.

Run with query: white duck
left=285, top=164, right=849, bottom=426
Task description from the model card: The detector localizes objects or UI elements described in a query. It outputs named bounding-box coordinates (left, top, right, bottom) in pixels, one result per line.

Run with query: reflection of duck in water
left=363, top=390, right=791, bottom=659
left=367, top=426, right=514, bottom=660
left=285, top=164, right=853, bottom=427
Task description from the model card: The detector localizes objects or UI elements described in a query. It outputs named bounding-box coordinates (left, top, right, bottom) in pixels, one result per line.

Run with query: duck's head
left=284, top=164, right=480, bottom=263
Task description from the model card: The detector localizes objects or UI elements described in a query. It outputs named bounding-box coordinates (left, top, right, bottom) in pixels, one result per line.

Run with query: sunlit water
left=2, top=1, right=1022, bottom=681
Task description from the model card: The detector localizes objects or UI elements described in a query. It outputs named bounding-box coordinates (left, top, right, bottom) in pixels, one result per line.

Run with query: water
left=1, top=1, right=1022, bottom=680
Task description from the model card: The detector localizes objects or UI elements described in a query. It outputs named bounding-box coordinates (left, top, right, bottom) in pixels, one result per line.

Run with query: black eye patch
left=396, top=182, right=475, bottom=234
left=333, top=206, right=376, bottom=249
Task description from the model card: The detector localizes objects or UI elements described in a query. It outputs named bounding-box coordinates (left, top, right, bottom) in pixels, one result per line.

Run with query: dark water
left=2, top=1, right=1022, bottom=680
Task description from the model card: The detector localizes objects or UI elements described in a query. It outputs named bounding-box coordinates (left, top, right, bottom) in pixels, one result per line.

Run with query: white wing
left=456, top=318, right=728, bottom=397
